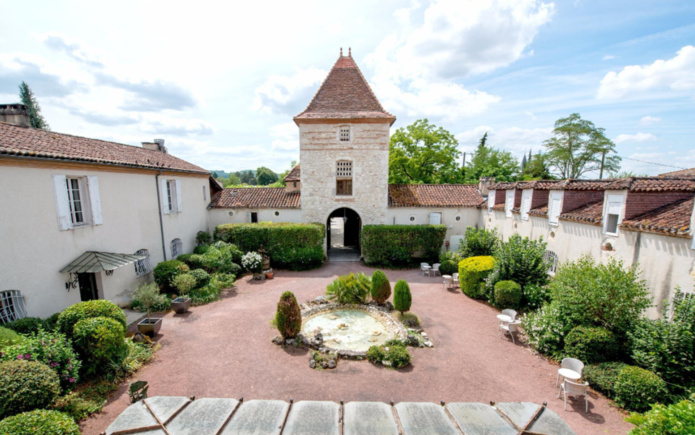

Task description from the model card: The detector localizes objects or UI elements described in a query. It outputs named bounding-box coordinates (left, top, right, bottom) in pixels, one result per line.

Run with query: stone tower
left=293, top=49, right=396, bottom=227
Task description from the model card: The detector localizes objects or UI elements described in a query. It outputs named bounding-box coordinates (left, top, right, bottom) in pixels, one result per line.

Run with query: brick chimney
left=478, top=177, right=495, bottom=196
left=141, top=138, right=167, bottom=153
left=0, top=104, right=30, bottom=127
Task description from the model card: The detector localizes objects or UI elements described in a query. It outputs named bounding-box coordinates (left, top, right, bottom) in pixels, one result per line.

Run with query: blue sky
left=1, top=0, right=693, bottom=176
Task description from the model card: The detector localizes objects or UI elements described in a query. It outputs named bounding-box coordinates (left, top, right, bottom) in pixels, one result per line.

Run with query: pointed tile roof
left=388, top=184, right=484, bottom=208
left=294, top=51, right=395, bottom=125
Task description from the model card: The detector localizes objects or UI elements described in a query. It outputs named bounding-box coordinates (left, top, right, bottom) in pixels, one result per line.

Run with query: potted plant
left=134, top=283, right=166, bottom=336
left=171, top=273, right=195, bottom=314
left=242, top=251, right=263, bottom=280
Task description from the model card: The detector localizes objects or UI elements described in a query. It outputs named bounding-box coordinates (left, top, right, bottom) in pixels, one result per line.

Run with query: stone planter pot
left=172, top=297, right=191, bottom=314
left=137, top=317, right=162, bottom=337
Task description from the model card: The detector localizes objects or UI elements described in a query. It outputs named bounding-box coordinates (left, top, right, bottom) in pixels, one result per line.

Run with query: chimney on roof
left=478, top=177, right=496, bottom=196
left=0, top=104, right=30, bottom=128
left=142, top=138, right=167, bottom=153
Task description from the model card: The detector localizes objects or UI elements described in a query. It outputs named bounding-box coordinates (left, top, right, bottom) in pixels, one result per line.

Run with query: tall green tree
left=222, top=173, right=241, bottom=187
left=464, top=133, right=519, bottom=182
left=18, top=82, right=50, bottom=130
left=520, top=152, right=554, bottom=180
left=255, top=166, right=279, bottom=185
left=543, top=113, right=620, bottom=179
left=389, top=119, right=462, bottom=184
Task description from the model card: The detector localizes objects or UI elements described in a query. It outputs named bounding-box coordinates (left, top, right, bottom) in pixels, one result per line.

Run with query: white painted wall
left=0, top=160, right=209, bottom=318
left=208, top=208, right=303, bottom=228
left=387, top=207, right=481, bottom=242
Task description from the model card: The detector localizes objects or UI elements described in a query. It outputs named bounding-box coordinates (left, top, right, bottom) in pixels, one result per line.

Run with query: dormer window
left=604, top=195, right=622, bottom=235
left=336, top=160, right=352, bottom=196
left=339, top=126, right=350, bottom=142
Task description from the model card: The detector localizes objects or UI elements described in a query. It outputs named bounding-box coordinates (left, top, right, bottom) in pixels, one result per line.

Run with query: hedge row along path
left=82, top=263, right=632, bottom=435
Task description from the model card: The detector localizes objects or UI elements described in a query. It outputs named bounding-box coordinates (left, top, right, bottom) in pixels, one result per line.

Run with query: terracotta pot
left=137, top=317, right=162, bottom=337
left=266, top=272, right=274, bottom=279
left=172, top=297, right=191, bottom=314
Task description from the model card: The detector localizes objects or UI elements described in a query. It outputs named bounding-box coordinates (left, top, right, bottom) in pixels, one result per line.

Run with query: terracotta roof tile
left=283, top=164, right=300, bottom=181
left=0, top=123, right=207, bottom=174
left=488, top=181, right=518, bottom=190
left=659, top=168, right=695, bottom=178
left=529, top=205, right=548, bottom=217
left=294, top=54, right=395, bottom=124
left=621, top=197, right=693, bottom=238
left=561, top=179, right=615, bottom=191
left=516, top=180, right=564, bottom=190
left=388, top=184, right=484, bottom=208
left=604, top=177, right=695, bottom=192
left=559, top=200, right=603, bottom=226
left=210, top=188, right=300, bottom=209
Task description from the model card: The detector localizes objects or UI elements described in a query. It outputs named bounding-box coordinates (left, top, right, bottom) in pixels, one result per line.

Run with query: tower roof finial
left=340, top=47, right=343, bottom=57
left=349, top=47, right=352, bottom=57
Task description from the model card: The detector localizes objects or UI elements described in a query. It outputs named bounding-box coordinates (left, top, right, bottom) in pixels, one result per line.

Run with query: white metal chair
left=452, top=273, right=459, bottom=288
left=442, top=275, right=453, bottom=290
left=558, top=379, right=589, bottom=413
left=498, top=319, right=521, bottom=344
left=501, top=309, right=517, bottom=322
left=557, top=358, right=584, bottom=386
left=421, top=263, right=431, bottom=276
left=431, top=263, right=441, bottom=276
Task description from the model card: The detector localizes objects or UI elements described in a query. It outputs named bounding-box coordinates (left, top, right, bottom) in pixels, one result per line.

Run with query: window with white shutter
left=604, top=195, right=623, bottom=235
left=548, top=192, right=562, bottom=226
left=162, top=179, right=182, bottom=214
left=429, top=212, right=442, bottom=225
left=488, top=190, right=495, bottom=213
left=53, top=175, right=101, bottom=230
left=521, top=190, right=532, bottom=220
left=505, top=190, right=515, bottom=218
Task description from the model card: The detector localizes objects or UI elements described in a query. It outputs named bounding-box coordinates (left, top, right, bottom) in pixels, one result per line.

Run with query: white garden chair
left=557, top=358, right=584, bottom=386
left=431, top=263, right=441, bottom=277
left=452, top=273, right=459, bottom=288
left=498, top=319, right=521, bottom=344
left=557, top=379, right=589, bottom=413
left=442, top=275, right=453, bottom=290
left=501, top=309, right=517, bottom=322
left=421, top=263, right=431, bottom=276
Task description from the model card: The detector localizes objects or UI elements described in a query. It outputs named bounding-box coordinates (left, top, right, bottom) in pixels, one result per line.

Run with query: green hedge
left=3, top=317, right=45, bottom=335
left=57, top=300, right=127, bottom=339
left=215, top=223, right=324, bottom=270
left=362, top=225, right=446, bottom=267
left=72, top=317, right=126, bottom=375
left=583, top=362, right=668, bottom=412
left=459, top=256, right=495, bottom=299
left=564, top=326, right=619, bottom=364
left=627, top=395, right=695, bottom=435
left=494, top=280, right=522, bottom=308
left=0, top=409, right=80, bottom=435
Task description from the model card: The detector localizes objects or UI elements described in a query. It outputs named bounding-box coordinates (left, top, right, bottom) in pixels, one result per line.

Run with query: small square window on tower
left=339, top=126, right=350, bottom=142
left=336, top=160, right=353, bottom=196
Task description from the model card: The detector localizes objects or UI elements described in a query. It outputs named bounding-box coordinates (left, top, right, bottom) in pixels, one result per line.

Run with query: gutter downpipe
left=155, top=171, right=167, bottom=261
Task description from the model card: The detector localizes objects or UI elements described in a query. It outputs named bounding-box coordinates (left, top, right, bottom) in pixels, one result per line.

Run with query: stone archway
left=326, top=207, right=361, bottom=262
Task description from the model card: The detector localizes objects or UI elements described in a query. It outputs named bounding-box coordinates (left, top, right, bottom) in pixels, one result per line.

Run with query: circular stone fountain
left=301, top=303, right=408, bottom=356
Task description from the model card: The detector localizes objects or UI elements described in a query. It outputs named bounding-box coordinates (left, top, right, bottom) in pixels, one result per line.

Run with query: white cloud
left=602, top=54, right=615, bottom=61
left=597, top=45, right=695, bottom=99
left=640, top=116, right=661, bottom=125
left=253, top=68, right=327, bottom=116
left=456, top=125, right=552, bottom=156
left=269, top=122, right=299, bottom=151
left=613, top=132, right=657, bottom=144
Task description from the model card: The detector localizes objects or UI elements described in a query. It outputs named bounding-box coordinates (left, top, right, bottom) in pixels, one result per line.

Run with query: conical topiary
left=371, top=270, right=391, bottom=304
left=393, top=280, right=412, bottom=314
left=276, top=291, right=302, bottom=338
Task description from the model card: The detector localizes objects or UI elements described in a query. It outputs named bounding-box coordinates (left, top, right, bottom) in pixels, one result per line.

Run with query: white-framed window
left=161, top=179, right=182, bottom=214
left=604, top=195, right=623, bottom=235
left=505, top=190, right=515, bottom=218
left=53, top=175, right=102, bottom=230
left=134, top=249, right=152, bottom=277
left=0, top=290, right=27, bottom=324
left=488, top=190, right=495, bottom=213
left=429, top=212, right=442, bottom=225
left=544, top=250, right=559, bottom=275
left=171, top=238, right=183, bottom=259
left=548, top=191, right=563, bottom=226
left=339, top=126, right=350, bottom=142
left=409, top=215, right=416, bottom=222
left=336, top=160, right=353, bottom=196
left=521, top=190, right=532, bottom=221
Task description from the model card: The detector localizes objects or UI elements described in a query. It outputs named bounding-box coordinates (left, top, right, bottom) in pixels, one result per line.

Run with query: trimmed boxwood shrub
left=439, top=251, right=464, bottom=275
left=394, top=280, right=412, bottom=314
left=459, top=256, right=495, bottom=299
left=72, top=317, right=126, bottom=375
left=494, top=280, right=522, bottom=308
left=371, top=270, right=391, bottom=304
left=583, top=362, right=626, bottom=399
left=615, top=365, right=668, bottom=412
left=385, top=344, right=411, bottom=368
left=275, top=292, right=301, bottom=339
left=361, top=225, right=446, bottom=267
left=0, top=327, right=24, bottom=349
left=215, top=223, right=325, bottom=270
left=188, top=268, right=211, bottom=287
left=0, top=409, right=80, bottom=435
left=0, top=360, right=61, bottom=418
left=459, top=227, right=500, bottom=258
left=57, top=300, right=127, bottom=338
left=0, top=329, right=81, bottom=391
left=4, top=317, right=44, bottom=335
left=153, top=260, right=189, bottom=294
left=564, top=326, right=619, bottom=364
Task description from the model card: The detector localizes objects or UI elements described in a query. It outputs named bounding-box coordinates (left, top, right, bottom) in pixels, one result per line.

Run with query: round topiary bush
left=371, top=270, right=391, bottom=304
left=4, top=317, right=45, bottom=335
left=458, top=256, right=495, bottom=299
left=275, top=291, right=301, bottom=339
left=614, top=365, right=668, bottom=412
left=188, top=268, right=211, bottom=287
left=494, top=280, right=522, bottom=308
left=564, top=326, right=619, bottom=364
left=393, top=280, right=412, bottom=314
left=0, top=360, right=60, bottom=419
left=57, top=300, right=127, bottom=338
left=153, top=260, right=189, bottom=294
left=0, top=409, right=80, bottom=435
left=367, top=345, right=385, bottom=364
left=72, top=317, right=126, bottom=375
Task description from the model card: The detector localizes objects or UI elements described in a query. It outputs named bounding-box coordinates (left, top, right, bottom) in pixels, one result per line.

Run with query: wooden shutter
left=521, top=191, right=531, bottom=220
left=52, top=175, right=72, bottom=230
left=488, top=190, right=495, bottom=212
left=175, top=180, right=183, bottom=212
left=160, top=179, right=170, bottom=214
left=429, top=212, right=442, bottom=225
left=505, top=190, right=514, bottom=217
left=87, top=176, right=103, bottom=225
left=549, top=196, right=561, bottom=225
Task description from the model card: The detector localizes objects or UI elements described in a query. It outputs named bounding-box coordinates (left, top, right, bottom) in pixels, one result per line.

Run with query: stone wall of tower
left=299, top=122, right=390, bottom=225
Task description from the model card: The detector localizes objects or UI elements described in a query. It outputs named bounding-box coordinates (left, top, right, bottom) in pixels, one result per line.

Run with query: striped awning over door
left=59, top=251, right=146, bottom=274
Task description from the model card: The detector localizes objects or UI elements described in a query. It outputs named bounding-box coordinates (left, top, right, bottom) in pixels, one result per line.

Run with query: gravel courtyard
left=82, top=262, right=632, bottom=434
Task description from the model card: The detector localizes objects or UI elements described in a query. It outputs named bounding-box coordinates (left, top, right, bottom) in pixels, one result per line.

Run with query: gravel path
left=82, top=262, right=631, bottom=434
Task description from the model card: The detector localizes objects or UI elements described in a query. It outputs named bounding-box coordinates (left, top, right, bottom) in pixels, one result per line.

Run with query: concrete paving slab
left=283, top=401, right=340, bottom=435
left=527, top=407, right=577, bottom=435
left=123, top=308, right=145, bottom=327
left=144, top=396, right=190, bottom=424
left=105, top=402, right=159, bottom=434
left=394, top=402, right=459, bottom=435
left=219, top=399, right=289, bottom=435
left=343, top=401, right=399, bottom=435
left=446, top=402, right=517, bottom=435
left=166, top=398, right=238, bottom=435
left=495, top=402, right=541, bottom=428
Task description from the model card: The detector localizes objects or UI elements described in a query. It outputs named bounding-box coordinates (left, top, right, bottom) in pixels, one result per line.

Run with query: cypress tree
left=275, top=291, right=301, bottom=338
left=370, top=270, right=391, bottom=304
left=18, top=82, right=50, bottom=130
left=393, top=280, right=412, bottom=314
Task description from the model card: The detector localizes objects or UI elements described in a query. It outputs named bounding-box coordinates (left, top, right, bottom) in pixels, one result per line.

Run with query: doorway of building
left=77, top=273, right=99, bottom=301
left=326, top=208, right=361, bottom=262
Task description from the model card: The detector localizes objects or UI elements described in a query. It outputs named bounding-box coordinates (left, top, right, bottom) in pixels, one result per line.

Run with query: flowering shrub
left=523, top=301, right=573, bottom=358
left=0, top=329, right=80, bottom=391
left=627, top=394, right=695, bottom=434
left=241, top=251, right=263, bottom=273
left=0, top=360, right=61, bottom=419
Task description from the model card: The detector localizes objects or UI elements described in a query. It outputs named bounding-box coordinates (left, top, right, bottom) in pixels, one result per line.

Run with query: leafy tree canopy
left=18, top=81, right=49, bottom=130
left=256, top=166, right=279, bottom=186
left=464, top=132, right=519, bottom=182
left=389, top=119, right=462, bottom=184
left=544, top=113, right=620, bottom=179
left=520, top=152, right=554, bottom=180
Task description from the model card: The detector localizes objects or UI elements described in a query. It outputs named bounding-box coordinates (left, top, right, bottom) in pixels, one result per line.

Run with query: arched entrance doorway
left=326, top=207, right=361, bottom=262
